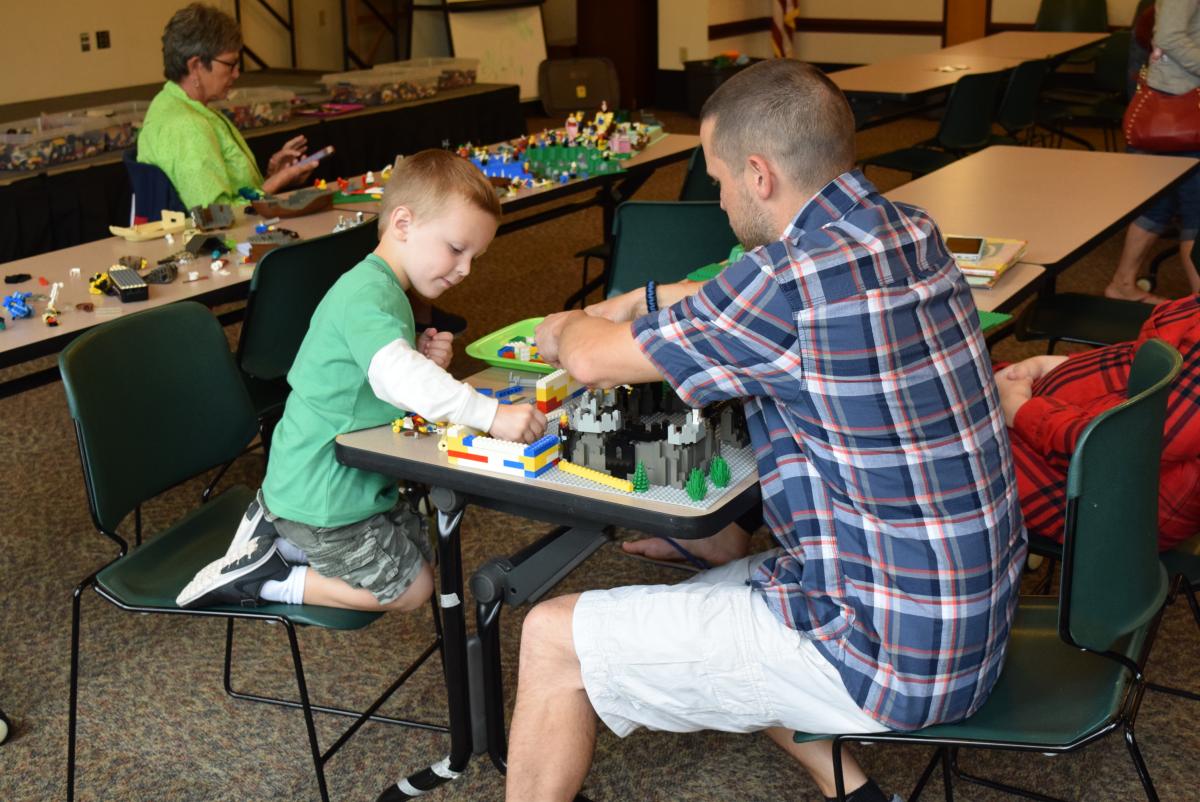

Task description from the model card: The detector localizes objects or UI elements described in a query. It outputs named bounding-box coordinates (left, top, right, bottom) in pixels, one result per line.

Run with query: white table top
left=938, top=31, right=1110, bottom=61
left=0, top=209, right=363, bottom=361
left=885, top=146, right=1198, bottom=268
left=830, top=53, right=1022, bottom=97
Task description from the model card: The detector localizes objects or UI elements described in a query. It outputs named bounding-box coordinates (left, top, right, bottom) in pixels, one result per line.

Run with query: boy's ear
left=388, top=204, right=414, bottom=241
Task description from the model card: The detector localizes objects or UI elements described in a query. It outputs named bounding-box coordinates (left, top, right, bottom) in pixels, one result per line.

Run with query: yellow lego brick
left=557, top=460, right=633, bottom=493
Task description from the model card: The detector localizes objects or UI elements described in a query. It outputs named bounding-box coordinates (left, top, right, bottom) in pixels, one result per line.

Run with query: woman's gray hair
left=162, top=3, right=243, bottom=82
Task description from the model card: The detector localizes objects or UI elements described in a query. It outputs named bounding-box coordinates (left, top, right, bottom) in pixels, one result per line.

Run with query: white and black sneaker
left=228, top=495, right=278, bottom=555
left=176, top=537, right=291, bottom=608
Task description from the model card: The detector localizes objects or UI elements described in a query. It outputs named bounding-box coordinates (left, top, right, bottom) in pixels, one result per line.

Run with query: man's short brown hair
left=700, top=59, right=856, bottom=192
left=378, top=149, right=502, bottom=236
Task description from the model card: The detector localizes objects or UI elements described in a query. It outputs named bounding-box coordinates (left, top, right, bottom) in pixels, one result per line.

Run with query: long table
left=0, top=83, right=523, bottom=263
left=335, top=366, right=760, bottom=795
left=0, top=208, right=367, bottom=394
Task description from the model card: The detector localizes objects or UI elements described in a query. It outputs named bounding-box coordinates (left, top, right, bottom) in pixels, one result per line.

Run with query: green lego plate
left=466, top=317, right=556, bottom=375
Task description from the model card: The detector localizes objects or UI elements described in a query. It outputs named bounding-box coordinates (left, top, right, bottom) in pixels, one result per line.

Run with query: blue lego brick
left=503, top=459, right=524, bottom=469
left=477, top=388, right=495, bottom=397
left=524, top=434, right=560, bottom=457
left=462, top=434, right=476, bottom=446
left=525, top=461, right=556, bottom=478
left=494, top=385, right=522, bottom=398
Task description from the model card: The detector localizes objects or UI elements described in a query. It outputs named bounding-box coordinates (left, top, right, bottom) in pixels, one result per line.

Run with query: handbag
left=1123, top=69, right=1200, bottom=152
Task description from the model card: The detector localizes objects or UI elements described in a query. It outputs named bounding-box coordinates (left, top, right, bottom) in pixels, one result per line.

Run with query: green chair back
left=1093, top=32, right=1132, bottom=94
left=1060, top=338, right=1180, bottom=652
left=996, top=58, right=1054, bottom=134
left=59, top=302, right=260, bottom=533
left=238, top=221, right=378, bottom=381
left=1035, top=0, right=1107, bottom=31
left=605, top=201, right=739, bottom=297
left=937, top=71, right=1007, bottom=152
left=678, top=147, right=720, bottom=202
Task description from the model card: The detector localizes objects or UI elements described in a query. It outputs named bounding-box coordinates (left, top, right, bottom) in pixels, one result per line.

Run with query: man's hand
left=418, top=328, right=453, bottom=369
left=997, top=372, right=1034, bottom=427
left=997, top=355, right=1068, bottom=384
left=490, top=404, right=548, bottom=444
left=267, top=135, right=308, bottom=176
left=585, top=288, right=644, bottom=323
left=534, top=311, right=583, bottom=366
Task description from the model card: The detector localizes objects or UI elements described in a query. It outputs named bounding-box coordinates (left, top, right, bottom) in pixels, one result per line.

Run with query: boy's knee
left=382, top=562, right=434, bottom=612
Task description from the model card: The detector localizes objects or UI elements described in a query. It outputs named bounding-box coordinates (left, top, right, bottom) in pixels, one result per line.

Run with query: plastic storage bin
left=321, top=67, right=439, bottom=106
left=58, top=101, right=149, bottom=151
left=374, top=57, right=479, bottom=90
left=0, top=116, right=89, bottom=170
left=212, top=87, right=295, bottom=130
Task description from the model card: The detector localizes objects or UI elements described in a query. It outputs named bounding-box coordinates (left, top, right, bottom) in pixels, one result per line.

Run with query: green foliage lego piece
left=685, top=467, right=707, bottom=501
left=708, top=455, right=730, bottom=488
left=632, top=462, right=649, bottom=493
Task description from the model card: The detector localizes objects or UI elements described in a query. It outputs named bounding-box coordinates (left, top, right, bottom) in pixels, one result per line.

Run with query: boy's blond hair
left=378, top=149, right=501, bottom=236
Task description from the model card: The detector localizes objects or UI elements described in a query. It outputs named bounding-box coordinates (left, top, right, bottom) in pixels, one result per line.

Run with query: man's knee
left=382, top=562, right=434, bottom=612
left=518, top=594, right=583, bottom=679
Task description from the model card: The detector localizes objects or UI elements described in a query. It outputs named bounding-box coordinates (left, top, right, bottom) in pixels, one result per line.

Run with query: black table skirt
left=0, top=85, right=523, bottom=263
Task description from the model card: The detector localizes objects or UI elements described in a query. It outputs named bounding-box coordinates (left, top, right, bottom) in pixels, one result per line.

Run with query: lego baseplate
left=536, top=442, right=756, bottom=510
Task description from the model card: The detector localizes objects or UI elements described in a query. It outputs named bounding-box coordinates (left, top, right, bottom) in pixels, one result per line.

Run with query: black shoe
left=414, top=305, right=467, bottom=335
left=228, top=495, right=277, bottom=555
left=176, top=538, right=290, bottom=608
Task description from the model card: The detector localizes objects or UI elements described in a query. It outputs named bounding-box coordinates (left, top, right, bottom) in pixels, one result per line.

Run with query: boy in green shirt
left=178, top=150, right=547, bottom=611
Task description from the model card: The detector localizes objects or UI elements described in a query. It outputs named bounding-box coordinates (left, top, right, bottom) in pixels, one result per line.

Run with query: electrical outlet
left=96, top=30, right=110, bottom=49
left=80, top=32, right=90, bottom=52
left=679, top=46, right=688, bottom=63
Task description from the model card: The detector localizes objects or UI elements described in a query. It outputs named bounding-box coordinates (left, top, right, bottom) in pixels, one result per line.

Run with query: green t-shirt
left=137, top=81, right=263, bottom=209
left=262, top=255, right=414, bottom=527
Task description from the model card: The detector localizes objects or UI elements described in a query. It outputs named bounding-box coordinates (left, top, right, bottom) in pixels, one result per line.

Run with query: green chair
left=1041, top=32, right=1132, bottom=151
left=795, top=338, right=1182, bottom=802
left=569, top=146, right=720, bottom=309
left=236, top=220, right=379, bottom=451
left=990, top=58, right=1055, bottom=146
left=861, top=71, right=1007, bottom=178
left=1016, top=292, right=1155, bottom=353
left=604, top=200, right=739, bottom=297
left=61, top=302, right=443, bottom=802
left=1035, top=0, right=1108, bottom=32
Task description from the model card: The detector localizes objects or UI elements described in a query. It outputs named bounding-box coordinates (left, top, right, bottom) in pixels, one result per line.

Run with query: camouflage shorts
left=271, top=501, right=433, bottom=605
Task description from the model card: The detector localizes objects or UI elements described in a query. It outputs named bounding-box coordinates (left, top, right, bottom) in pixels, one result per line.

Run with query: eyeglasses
left=209, top=55, right=240, bottom=71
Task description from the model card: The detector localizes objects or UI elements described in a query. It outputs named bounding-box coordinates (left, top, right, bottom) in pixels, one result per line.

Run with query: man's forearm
left=558, top=314, right=661, bottom=387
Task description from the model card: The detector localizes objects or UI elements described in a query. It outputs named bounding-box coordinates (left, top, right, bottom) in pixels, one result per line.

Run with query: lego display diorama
left=394, top=369, right=754, bottom=510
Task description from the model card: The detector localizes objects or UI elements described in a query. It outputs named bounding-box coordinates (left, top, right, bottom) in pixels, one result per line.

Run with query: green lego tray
left=466, top=317, right=556, bottom=374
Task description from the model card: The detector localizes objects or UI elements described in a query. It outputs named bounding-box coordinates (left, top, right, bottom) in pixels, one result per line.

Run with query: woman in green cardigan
left=138, top=3, right=315, bottom=208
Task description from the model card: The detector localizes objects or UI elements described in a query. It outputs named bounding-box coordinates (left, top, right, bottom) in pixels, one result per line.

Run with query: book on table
left=949, top=236, right=1027, bottom=289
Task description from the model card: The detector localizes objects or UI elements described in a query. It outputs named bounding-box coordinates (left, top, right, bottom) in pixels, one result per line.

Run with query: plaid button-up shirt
left=633, top=170, right=1026, bottom=730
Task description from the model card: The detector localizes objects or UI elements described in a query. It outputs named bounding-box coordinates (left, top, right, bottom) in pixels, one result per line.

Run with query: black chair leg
left=66, top=580, right=89, bottom=802
left=942, top=746, right=956, bottom=801
left=831, top=738, right=848, bottom=802
left=1124, top=723, right=1160, bottom=802
left=907, top=747, right=943, bottom=801
left=283, top=619, right=331, bottom=802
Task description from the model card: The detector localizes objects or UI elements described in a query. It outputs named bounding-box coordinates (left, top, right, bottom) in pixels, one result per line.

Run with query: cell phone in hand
left=296, top=145, right=335, bottom=168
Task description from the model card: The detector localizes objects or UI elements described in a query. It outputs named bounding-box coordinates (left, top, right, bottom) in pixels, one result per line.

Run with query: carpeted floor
left=2, top=108, right=1199, bottom=802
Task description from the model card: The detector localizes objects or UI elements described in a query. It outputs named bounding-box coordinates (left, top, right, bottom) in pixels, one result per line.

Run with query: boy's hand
left=489, top=404, right=548, bottom=444
left=997, top=372, right=1033, bottom=427
left=418, top=328, right=454, bottom=369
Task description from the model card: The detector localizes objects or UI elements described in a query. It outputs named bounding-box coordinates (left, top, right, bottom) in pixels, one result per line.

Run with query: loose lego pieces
left=497, top=335, right=544, bottom=364
left=41, top=282, right=62, bottom=326
left=442, top=424, right=560, bottom=479
left=3, top=291, right=32, bottom=320
left=557, top=459, right=634, bottom=493
left=535, top=368, right=586, bottom=413
left=392, top=413, right=444, bottom=435
left=88, top=272, right=111, bottom=296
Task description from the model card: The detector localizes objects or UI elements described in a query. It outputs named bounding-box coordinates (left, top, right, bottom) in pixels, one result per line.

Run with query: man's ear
left=746, top=154, right=774, bottom=201
left=388, top=204, right=413, bottom=241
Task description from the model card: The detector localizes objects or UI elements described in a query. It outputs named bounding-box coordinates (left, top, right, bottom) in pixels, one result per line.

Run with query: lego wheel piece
left=0, top=709, right=10, bottom=744
left=252, top=188, right=336, bottom=218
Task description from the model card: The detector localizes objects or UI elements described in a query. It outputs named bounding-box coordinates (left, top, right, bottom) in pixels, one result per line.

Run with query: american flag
left=771, top=0, right=799, bottom=58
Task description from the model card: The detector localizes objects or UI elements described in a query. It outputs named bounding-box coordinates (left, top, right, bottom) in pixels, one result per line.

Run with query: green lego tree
left=685, top=467, right=707, bottom=501
left=708, top=455, right=730, bottom=488
left=632, top=462, right=649, bottom=493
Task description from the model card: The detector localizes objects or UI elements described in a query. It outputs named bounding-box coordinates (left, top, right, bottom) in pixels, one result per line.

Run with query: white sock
left=260, top=565, right=308, bottom=605
left=274, top=537, right=309, bottom=565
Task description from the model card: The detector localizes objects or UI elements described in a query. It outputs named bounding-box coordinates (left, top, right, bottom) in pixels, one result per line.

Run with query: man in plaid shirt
left=507, top=60, right=1026, bottom=802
